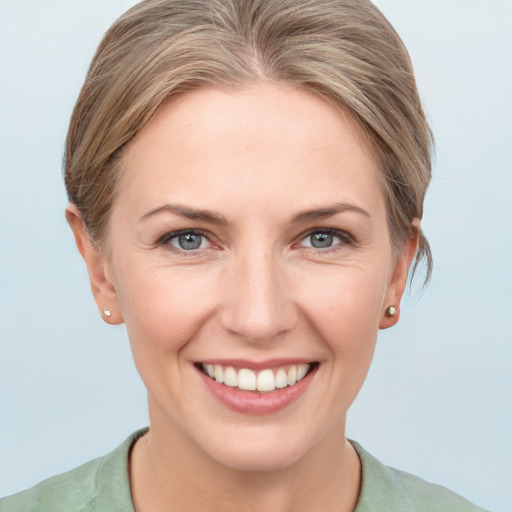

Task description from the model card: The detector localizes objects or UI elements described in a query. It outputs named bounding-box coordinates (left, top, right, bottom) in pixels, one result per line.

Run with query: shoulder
left=0, top=429, right=146, bottom=512
left=0, top=457, right=103, bottom=512
left=351, top=441, right=491, bottom=512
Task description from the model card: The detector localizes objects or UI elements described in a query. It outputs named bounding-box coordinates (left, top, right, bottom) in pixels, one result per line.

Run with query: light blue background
left=0, top=1, right=511, bottom=510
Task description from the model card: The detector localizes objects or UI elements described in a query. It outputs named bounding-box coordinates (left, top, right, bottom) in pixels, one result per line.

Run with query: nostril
left=219, top=303, right=298, bottom=342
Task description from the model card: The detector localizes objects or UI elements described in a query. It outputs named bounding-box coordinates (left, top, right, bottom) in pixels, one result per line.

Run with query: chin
left=197, top=424, right=316, bottom=473
left=211, top=442, right=307, bottom=473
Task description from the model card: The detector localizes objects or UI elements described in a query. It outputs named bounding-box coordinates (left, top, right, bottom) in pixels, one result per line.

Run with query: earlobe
left=380, top=304, right=399, bottom=330
left=65, top=204, right=123, bottom=325
left=379, top=220, right=420, bottom=330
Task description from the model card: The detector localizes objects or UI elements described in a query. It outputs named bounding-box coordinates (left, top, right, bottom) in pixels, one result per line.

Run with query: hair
left=65, top=0, right=433, bottom=281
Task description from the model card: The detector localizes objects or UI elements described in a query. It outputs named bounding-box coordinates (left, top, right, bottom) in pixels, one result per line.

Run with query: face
left=70, top=83, right=414, bottom=472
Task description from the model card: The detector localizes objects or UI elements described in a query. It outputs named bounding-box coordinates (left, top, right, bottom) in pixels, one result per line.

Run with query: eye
left=160, top=230, right=211, bottom=251
left=299, top=230, right=348, bottom=250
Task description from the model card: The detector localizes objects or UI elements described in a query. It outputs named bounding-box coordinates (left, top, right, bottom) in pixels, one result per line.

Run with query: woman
left=0, top=0, right=495, bottom=510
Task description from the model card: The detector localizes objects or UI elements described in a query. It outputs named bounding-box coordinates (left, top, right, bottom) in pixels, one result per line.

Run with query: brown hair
left=65, top=0, right=433, bottom=280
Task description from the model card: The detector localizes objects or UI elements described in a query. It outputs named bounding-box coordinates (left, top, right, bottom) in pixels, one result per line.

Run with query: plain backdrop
left=0, top=1, right=511, bottom=510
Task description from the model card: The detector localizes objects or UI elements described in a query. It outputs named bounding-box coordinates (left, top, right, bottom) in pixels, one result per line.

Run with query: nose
left=219, top=247, right=298, bottom=343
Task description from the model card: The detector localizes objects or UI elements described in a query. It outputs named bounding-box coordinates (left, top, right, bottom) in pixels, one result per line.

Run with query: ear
left=379, top=220, right=420, bottom=329
left=65, top=204, right=124, bottom=325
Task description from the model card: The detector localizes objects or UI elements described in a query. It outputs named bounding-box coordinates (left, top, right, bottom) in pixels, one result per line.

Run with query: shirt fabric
left=0, top=429, right=489, bottom=511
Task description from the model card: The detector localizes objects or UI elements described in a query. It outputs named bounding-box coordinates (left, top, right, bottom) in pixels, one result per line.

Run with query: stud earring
left=103, top=309, right=112, bottom=318
left=385, top=305, right=397, bottom=317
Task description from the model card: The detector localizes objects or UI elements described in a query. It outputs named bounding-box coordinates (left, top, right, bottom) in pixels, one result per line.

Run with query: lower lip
left=196, top=365, right=318, bottom=415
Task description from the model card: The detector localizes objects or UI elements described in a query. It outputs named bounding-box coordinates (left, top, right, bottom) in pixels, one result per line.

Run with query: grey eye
left=300, top=230, right=346, bottom=250
left=171, top=232, right=206, bottom=251
left=310, top=232, right=334, bottom=248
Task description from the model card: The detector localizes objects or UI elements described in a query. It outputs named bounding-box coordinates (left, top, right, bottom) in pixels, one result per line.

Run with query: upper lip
left=196, top=358, right=316, bottom=370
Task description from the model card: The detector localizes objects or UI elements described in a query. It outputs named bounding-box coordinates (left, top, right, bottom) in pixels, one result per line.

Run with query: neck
left=130, top=405, right=361, bottom=512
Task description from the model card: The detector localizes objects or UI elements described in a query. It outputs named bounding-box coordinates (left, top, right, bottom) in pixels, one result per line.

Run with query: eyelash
left=296, top=228, right=354, bottom=252
left=156, top=229, right=213, bottom=255
left=156, top=228, right=354, bottom=254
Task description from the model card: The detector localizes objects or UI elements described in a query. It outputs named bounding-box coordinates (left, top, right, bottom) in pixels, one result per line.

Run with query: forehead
left=118, top=82, right=385, bottom=219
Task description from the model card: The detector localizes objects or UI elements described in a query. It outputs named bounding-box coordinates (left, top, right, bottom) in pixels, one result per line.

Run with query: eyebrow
left=291, top=202, right=371, bottom=224
left=139, top=204, right=229, bottom=225
left=140, top=201, right=370, bottom=225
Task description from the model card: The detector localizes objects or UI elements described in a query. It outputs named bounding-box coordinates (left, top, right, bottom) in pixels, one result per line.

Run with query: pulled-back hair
left=65, top=0, right=433, bottom=280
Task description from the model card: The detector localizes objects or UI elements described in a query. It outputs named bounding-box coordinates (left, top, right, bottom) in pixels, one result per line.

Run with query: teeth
left=275, top=369, right=288, bottom=388
left=257, top=369, right=275, bottom=392
left=297, top=364, right=309, bottom=381
left=201, top=363, right=312, bottom=392
left=224, top=367, right=238, bottom=387
left=238, top=369, right=256, bottom=390
left=287, top=366, right=297, bottom=386
left=214, top=365, right=224, bottom=384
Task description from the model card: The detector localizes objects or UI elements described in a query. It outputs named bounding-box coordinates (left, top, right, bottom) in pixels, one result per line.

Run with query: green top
left=0, top=429, right=489, bottom=512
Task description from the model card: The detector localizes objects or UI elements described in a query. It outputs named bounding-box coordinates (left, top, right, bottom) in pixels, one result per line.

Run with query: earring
left=103, top=309, right=112, bottom=318
left=385, top=305, right=397, bottom=317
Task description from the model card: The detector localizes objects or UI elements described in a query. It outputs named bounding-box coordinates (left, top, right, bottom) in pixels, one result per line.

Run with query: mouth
left=195, top=361, right=319, bottom=393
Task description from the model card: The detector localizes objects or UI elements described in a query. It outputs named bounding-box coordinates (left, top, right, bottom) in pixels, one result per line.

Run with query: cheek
left=294, top=263, right=387, bottom=353
left=286, top=264, right=386, bottom=422
left=114, top=259, right=219, bottom=357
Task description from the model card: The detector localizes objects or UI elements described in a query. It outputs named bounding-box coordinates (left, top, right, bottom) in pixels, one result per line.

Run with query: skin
left=67, top=82, right=418, bottom=512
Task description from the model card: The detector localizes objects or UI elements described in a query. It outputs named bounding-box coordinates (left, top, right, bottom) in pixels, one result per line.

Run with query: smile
left=199, top=363, right=315, bottom=393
